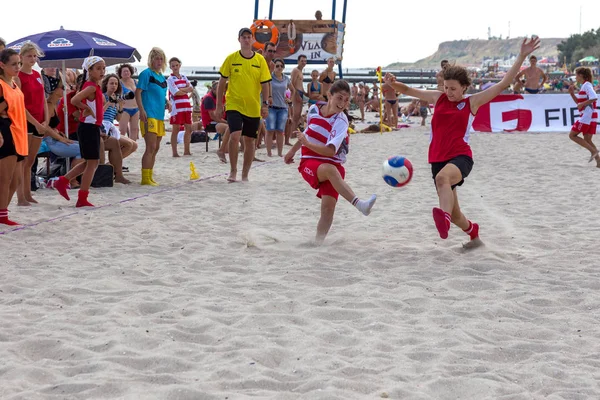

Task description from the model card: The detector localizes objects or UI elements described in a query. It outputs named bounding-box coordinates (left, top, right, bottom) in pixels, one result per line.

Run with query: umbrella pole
left=62, top=60, right=71, bottom=173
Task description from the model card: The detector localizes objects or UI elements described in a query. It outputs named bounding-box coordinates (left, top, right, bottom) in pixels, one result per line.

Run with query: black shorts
left=0, top=118, right=26, bottom=161
left=77, top=122, right=101, bottom=160
left=431, top=155, right=474, bottom=190
left=226, top=110, right=260, bottom=139
left=205, top=122, right=217, bottom=133
left=27, top=121, right=44, bottom=138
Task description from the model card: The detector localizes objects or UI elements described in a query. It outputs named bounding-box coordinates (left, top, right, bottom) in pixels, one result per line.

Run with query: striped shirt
left=167, top=74, right=192, bottom=116
left=103, top=94, right=118, bottom=123
left=300, top=104, right=349, bottom=164
left=575, top=81, right=598, bottom=125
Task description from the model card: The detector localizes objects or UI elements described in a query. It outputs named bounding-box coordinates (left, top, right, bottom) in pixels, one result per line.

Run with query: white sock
left=352, top=194, right=376, bottom=216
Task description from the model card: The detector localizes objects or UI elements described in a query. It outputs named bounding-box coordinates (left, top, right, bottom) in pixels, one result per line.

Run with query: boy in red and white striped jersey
left=167, top=57, right=193, bottom=157
left=568, top=67, right=600, bottom=167
left=285, top=80, right=376, bottom=244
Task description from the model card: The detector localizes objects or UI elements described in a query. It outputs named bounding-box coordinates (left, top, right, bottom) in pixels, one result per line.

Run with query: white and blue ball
left=382, top=156, right=413, bottom=187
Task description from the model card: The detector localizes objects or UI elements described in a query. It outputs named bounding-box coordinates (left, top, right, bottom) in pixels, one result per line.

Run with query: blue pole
left=269, top=0, right=274, bottom=19
left=342, top=0, right=347, bottom=23
left=331, top=0, right=336, bottom=20
left=254, top=0, right=259, bottom=20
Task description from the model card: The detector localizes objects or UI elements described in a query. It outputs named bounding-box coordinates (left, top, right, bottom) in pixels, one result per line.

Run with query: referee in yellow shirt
left=216, top=27, right=272, bottom=182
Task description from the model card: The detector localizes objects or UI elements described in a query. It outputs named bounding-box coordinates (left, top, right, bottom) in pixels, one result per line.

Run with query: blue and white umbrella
left=7, top=26, right=140, bottom=67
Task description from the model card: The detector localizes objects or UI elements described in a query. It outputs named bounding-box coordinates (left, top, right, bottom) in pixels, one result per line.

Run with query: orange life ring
left=250, top=19, right=279, bottom=51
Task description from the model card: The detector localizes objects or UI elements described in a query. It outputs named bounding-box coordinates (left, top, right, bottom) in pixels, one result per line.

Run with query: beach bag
left=37, top=158, right=67, bottom=179
left=191, top=131, right=208, bottom=143
left=76, top=164, right=114, bottom=188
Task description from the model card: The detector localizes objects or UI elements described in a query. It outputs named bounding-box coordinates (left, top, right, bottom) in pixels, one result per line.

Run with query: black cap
left=238, top=27, right=253, bottom=38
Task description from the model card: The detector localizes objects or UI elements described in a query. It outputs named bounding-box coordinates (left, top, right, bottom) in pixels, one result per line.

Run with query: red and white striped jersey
left=167, top=74, right=192, bottom=116
left=575, top=81, right=598, bottom=125
left=300, top=104, right=349, bottom=164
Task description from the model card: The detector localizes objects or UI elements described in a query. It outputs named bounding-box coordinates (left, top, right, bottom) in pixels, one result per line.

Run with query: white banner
left=287, top=33, right=338, bottom=62
left=471, top=94, right=596, bottom=133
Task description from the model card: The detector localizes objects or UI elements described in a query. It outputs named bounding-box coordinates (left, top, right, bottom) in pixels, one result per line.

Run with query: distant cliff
left=387, top=37, right=565, bottom=69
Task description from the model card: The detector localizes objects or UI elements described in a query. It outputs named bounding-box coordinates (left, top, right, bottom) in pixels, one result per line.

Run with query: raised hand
left=520, top=36, right=541, bottom=57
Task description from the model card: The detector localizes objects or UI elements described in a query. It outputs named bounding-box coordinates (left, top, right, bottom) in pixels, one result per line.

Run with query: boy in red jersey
left=384, top=37, right=540, bottom=243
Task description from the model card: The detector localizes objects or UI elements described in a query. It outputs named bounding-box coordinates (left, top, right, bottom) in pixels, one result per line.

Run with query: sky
left=3, top=0, right=600, bottom=68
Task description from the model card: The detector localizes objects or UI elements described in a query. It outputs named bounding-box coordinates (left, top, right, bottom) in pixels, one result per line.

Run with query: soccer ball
left=382, top=156, right=413, bottom=187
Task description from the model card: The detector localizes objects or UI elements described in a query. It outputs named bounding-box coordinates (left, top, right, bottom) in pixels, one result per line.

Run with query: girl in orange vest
left=0, top=49, right=29, bottom=225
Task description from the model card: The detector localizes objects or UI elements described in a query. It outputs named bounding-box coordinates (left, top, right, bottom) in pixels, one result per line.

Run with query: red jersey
left=78, top=81, right=103, bottom=126
left=57, top=92, right=79, bottom=135
left=18, top=70, right=45, bottom=123
left=429, top=94, right=474, bottom=163
left=200, top=90, right=217, bottom=128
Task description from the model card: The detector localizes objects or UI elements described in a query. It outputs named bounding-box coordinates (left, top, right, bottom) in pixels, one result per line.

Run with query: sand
left=1, top=111, right=600, bottom=399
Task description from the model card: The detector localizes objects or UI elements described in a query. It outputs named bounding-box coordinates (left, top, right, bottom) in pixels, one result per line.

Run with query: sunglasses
left=267, top=50, right=276, bottom=53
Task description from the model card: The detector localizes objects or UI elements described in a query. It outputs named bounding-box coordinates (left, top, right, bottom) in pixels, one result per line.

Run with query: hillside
left=387, top=37, right=565, bottom=69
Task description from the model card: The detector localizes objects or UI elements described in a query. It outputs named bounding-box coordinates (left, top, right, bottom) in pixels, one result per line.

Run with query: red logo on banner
left=473, top=95, right=532, bottom=132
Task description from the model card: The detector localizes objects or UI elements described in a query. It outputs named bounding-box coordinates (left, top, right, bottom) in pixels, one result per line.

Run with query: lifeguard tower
left=251, top=0, right=347, bottom=77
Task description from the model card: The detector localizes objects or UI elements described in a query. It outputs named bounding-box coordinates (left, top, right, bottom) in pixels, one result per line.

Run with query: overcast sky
left=3, top=0, right=600, bottom=68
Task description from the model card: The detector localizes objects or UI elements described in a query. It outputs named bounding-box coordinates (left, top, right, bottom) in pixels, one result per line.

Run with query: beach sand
left=1, top=111, right=600, bottom=399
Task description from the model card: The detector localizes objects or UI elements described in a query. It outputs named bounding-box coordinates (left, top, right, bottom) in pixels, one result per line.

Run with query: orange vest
left=0, top=78, right=28, bottom=156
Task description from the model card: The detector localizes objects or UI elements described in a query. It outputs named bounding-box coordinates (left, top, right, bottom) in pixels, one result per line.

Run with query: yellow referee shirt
left=219, top=50, right=272, bottom=118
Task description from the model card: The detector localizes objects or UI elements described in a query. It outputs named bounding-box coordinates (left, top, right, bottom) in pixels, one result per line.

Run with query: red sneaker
left=0, top=209, right=19, bottom=226
left=464, top=221, right=479, bottom=240
left=54, top=176, right=71, bottom=201
left=75, top=190, right=94, bottom=208
left=0, top=216, right=19, bottom=226
left=432, top=207, right=451, bottom=239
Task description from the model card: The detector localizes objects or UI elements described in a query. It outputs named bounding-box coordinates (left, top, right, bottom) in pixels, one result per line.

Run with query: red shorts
left=299, top=158, right=345, bottom=200
left=572, top=120, right=597, bottom=135
left=170, top=111, right=192, bottom=125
